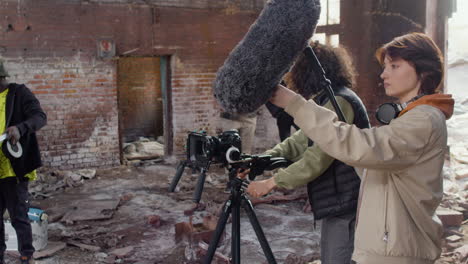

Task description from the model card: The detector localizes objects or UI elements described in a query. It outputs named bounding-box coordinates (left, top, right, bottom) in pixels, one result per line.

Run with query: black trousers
left=0, top=178, right=34, bottom=257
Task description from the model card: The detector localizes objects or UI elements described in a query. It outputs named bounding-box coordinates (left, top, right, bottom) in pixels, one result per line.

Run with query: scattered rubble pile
left=123, top=137, right=165, bottom=164
left=29, top=169, right=97, bottom=200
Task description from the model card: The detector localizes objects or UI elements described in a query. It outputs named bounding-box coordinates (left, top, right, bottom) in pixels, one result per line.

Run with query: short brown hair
left=375, top=32, right=444, bottom=95
left=285, top=41, right=357, bottom=98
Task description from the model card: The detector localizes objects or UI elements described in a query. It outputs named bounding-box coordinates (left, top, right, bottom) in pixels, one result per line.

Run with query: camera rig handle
left=229, top=154, right=291, bottom=181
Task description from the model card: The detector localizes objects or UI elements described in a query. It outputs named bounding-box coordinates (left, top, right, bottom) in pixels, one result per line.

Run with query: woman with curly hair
left=267, top=33, right=453, bottom=264
left=246, top=41, right=370, bottom=264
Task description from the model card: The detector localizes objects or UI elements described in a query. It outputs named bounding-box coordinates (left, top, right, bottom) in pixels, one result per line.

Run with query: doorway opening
left=117, top=56, right=172, bottom=163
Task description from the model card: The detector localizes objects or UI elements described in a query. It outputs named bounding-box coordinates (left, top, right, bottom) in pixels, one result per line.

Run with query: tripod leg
left=232, top=200, right=241, bottom=264
left=193, top=168, right=207, bottom=203
left=203, top=199, right=234, bottom=264
left=169, top=160, right=187, bottom=192
left=241, top=196, right=277, bottom=264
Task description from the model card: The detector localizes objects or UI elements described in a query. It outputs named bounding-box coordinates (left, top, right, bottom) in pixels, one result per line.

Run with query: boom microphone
left=213, top=0, right=321, bottom=114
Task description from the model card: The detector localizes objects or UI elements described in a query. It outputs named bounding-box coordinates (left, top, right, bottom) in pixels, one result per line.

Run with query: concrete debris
left=33, top=241, right=66, bottom=259
left=124, top=138, right=164, bottom=161
left=447, top=242, right=465, bottom=250
left=446, top=235, right=463, bottom=243
left=202, top=215, right=218, bottom=231
left=454, top=244, right=468, bottom=261
left=437, top=208, right=464, bottom=227
left=463, top=182, right=468, bottom=191
left=175, top=221, right=194, bottom=243
left=65, top=171, right=83, bottom=182
left=110, top=246, right=134, bottom=258
left=28, top=169, right=98, bottom=200
left=105, top=254, right=117, bottom=264
left=450, top=146, right=468, bottom=164
left=184, top=202, right=206, bottom=216
left=147, top=215, right=161, bottom=228
left=62, top=199, right=120, bottom=223
left=444, top=179, right=460, bottom=194
left=175, top=216, right=220, bottom=244
left=445, top=228, right=464, bottom=237
left=77, top=169, right=97, bottom=179
left=63, top=169, right=97, bottom=185
left=454, top=168, right=468, bottom=180
left=95, top=252, right=109, bottom=261
left=67, top=240, right=101, bottom=252
left=284, top=252, right=320, bottom=264
left=164, top=243, right=190, bottom=263
left=197, top=241, right=230, bottom=264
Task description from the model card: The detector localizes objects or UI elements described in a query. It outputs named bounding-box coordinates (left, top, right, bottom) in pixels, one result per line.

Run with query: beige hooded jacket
left=284, top=94, right=454, bottom=264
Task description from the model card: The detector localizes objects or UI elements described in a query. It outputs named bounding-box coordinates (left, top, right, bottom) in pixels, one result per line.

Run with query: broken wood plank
left=62, top=199, right=120, bottom=222
left=67, top=240, right=101, bottom=252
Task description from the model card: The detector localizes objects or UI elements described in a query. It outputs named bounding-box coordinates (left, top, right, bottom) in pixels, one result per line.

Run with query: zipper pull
left=383, top=232, right=389, bottom=242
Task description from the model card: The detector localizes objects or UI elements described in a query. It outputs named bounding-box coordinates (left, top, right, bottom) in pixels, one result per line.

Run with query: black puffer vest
left=307, top=86, right=370, bottom=220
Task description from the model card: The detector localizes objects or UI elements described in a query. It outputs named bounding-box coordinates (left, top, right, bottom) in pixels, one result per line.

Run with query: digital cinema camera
left=168, top=129, right=290, bottom=202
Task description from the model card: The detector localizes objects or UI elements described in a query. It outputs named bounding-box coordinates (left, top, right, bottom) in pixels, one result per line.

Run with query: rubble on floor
left=7, top=163, right=322, bottom=263
left=123, top=137, right=165, bottom=163
left=4, top=143, right=466, bottom=264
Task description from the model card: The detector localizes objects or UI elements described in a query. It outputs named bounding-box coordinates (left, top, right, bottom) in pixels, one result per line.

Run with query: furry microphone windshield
left=213, top=0, right=321, bottom=114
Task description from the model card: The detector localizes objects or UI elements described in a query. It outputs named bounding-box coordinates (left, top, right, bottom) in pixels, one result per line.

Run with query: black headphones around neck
left=375, top=95, right=424, bottom=125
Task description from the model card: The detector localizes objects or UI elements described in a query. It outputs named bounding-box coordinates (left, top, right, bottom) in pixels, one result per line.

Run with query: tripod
left=169, top=159, right=211, bottom=203
left=203, top=169, right=277, bottom=264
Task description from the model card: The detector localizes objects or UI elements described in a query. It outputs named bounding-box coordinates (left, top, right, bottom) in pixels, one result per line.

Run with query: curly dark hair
left=284, top=41, right=357, bottom=98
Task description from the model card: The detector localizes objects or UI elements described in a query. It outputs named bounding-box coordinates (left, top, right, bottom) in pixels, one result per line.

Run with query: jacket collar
left=398, top=94, right=454, bottom=120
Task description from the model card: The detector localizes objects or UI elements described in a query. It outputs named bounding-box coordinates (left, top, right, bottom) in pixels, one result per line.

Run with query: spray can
left=28, top=208, right=47, bottom=222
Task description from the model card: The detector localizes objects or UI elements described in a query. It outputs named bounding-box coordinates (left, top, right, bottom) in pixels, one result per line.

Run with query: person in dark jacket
left=243, top=42, right=370, bottom=264
left=0, top=60, right=47, bottom=264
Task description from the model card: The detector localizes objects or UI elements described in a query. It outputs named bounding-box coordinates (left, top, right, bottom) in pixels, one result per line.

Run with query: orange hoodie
left=399, top=94, right=454, bottom=120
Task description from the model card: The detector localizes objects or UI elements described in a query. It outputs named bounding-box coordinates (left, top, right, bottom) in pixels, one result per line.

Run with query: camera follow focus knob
left=226, top=146, right=241, bottom=163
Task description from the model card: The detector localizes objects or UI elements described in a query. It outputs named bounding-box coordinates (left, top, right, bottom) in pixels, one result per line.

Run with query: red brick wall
left=0, top=1, right=263, bottom=168
left=2, top=56, right=119, bottom=169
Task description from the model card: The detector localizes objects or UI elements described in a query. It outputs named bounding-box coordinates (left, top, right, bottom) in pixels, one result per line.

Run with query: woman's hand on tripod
left=246, top=178, right=277, bottom=198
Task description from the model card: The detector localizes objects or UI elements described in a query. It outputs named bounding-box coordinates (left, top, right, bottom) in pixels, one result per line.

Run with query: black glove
left=5, top=126, right=20, bottom=145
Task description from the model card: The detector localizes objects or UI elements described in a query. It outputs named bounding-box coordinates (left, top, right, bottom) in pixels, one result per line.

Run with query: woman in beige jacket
left=266, top=33, right=454, bottom=264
